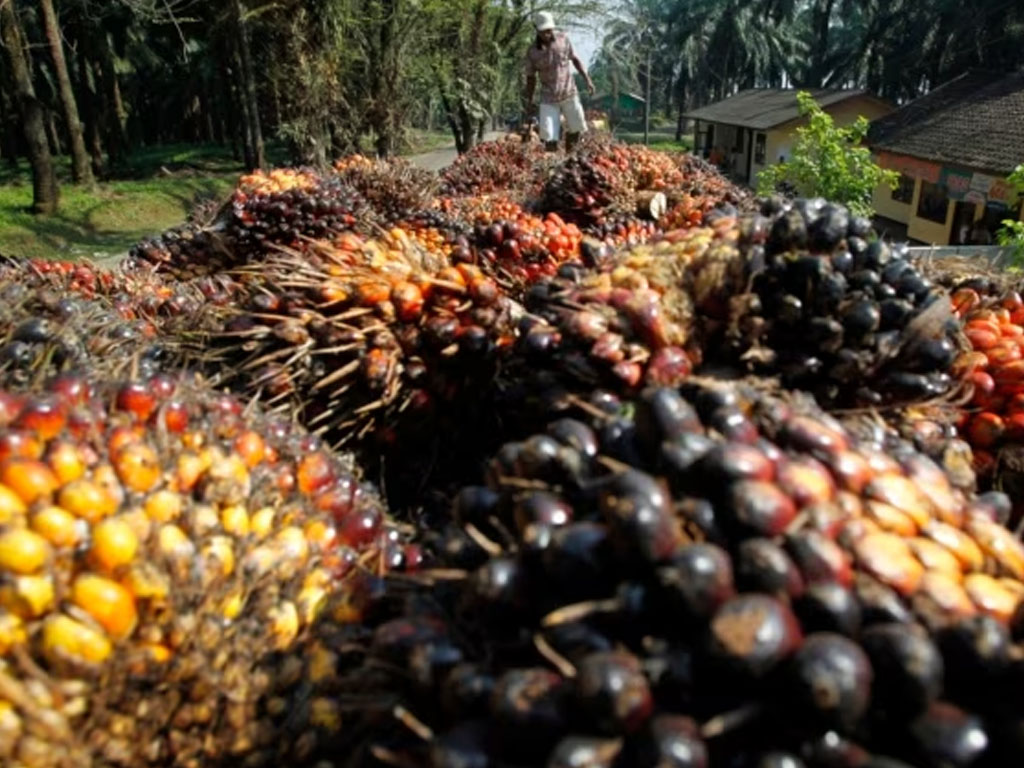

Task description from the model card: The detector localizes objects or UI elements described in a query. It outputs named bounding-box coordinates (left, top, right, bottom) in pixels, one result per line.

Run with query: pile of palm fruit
left=3, top=135, right=1024, bottom=766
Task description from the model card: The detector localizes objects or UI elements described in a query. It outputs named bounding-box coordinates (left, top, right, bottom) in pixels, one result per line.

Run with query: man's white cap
left=534, top=11, right=555, bottom=31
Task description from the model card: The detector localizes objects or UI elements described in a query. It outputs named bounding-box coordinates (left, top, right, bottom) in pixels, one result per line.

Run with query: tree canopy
left=1, top=0, right=1022, bottom=214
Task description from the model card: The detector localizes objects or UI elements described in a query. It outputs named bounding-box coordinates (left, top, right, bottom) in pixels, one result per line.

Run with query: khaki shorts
left=539, top=95, right=587, bottom=142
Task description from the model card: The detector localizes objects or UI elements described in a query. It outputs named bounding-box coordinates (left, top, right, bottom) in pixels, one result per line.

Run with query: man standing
left=524, top=12, right=595, bottom=152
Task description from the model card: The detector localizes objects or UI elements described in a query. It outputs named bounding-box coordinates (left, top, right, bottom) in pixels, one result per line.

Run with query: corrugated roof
left=867, top=69, right=1024, bottom=177
left=682, top=88, right=871, bottom=130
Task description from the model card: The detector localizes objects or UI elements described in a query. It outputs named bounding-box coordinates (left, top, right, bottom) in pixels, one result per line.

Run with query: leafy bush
left=997, top=165, right=1024, bottom=268
left=757, top=91, right=898, bottom=217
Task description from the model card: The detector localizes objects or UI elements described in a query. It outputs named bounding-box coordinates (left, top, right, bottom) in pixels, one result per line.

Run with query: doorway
left=951, top=201, right=977, bottom=245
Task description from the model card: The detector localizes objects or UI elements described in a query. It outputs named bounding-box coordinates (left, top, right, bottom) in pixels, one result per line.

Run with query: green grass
left=0, top=155, right=239, bottom=262
left=615, top=132, right=693, bottom=152
left=646, top=138, right=694, bottom=153
left=0, top=134, right=459, bottom=263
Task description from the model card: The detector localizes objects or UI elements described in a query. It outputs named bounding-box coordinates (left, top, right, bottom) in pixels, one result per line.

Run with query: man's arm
left=570, top=51, right=595, bottom=95
left=525, top=73, right=536, bottom=108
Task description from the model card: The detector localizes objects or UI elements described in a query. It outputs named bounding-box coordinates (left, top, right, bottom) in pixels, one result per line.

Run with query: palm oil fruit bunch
left=841, top=405, right=978, bottom=499
left=621, top=143, right=686, bottom=191
left=0, top=258, right=119, bottom=301
left=439, top=137, right=549, bottom=196
left=226, top=168, right=373, bottom=263
left=314, top=382, right=1024, bottom=767
left=0, top=371, right=398, bottom=766
left=733, top=197, right=963, bottom=407
left=541, top=135, right=637, bottom=223
left=126, top=221, right=231, bottom=280
left=472, top=208, right=584, bottom=287
left=334, top=156, right=439, bottom=223
left=951, top=288, right=1024, bottom=462
left=582, top=212, right=659, bottom=249
left=0, top=278, right=170, bottom=387
left=671, top=154, right=754, bottom=209
left=508, top=210, right=748, bottom=396
left=203, top=235, right=517, bottom=447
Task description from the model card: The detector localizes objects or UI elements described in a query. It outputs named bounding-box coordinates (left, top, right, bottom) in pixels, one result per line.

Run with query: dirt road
left=408, top=132, right=505, bottom=171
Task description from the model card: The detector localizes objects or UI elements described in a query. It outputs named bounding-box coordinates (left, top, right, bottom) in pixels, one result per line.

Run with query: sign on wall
left=939, top=167, right=972, bottom=200
left=877, top=151, right=941, bottom=183
left=878, top=151, right=1019, bottom=209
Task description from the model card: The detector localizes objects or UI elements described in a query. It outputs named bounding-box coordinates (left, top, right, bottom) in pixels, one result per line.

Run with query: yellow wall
left=871, top=166, right=1024, bottom=245
left=873, top=177, right=914, bottom=225
left=750, top=95, right=893, bottom=186
left=906, top=179, right=953, bottom=244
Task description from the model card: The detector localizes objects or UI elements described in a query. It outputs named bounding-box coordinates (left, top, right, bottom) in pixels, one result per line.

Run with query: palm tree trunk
left=75, top=45, right=104, bottom=175
left=0, top=76, right=17, bottom=166
left=38, top=0, right=91, bottom=184
left=0, top=0, right=58, bottom=213
left=93, top=33, right=125, bottom=166
left=233, top=0, right=265, bottom=169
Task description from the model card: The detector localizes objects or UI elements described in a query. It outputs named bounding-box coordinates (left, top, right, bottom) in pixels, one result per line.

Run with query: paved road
left=408, top=132, right=506, bottom=171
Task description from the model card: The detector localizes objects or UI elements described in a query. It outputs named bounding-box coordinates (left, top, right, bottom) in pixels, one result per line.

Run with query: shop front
left=872, top=150, right=1023, bottom=246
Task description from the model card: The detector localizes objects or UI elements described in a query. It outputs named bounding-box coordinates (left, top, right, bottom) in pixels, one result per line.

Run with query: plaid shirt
left=525, top=32, right=578, bottom=104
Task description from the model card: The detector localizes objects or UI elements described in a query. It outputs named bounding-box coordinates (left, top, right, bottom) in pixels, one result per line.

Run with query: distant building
left=867, top=70, right=1024, bottom=246
left=683, top=88, right=893, bottom=185
left=590, top=91, right=646, bottom=119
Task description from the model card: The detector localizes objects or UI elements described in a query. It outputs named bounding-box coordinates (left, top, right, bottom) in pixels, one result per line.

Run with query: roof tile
left=682, top=88, right=870, bottom=130
left=867, top=70, right=1024, bottom=177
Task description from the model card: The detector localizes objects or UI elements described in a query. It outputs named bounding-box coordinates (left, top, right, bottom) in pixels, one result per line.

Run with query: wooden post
left=643, top=47, right=651, bottom=145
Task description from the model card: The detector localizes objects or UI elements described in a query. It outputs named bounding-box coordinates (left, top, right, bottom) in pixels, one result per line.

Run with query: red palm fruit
left=993, top=360, right=1024, bottom=385
left=13, top=398, right=68, bottom=441
left=354, top=281, right=391, bottom=307
left=314, top=479, right=359, bottom=522
left=296, top=452, right=336, bottom=496
left=234, top=431, right=267, bottom=469
left=644, top=347, right=692, bottom=387
left=391, top=282, right=425, bottom=322
left=864, top=501, right=919, bottom=536
left=778, top=457, right=836, bottom=508
left=781, top=416, right=848, bottom=458
left=468, top=277, right=500, bottom=306
left=865, top=474, right=932, bottom=530
left=148, top=375, right=177, bottom=398
left=1007, top=413, right=1024, bottom=440
left=337, top=504, right=383, bottom=549
left=787, top=529, right=853, bottom=587
left=612, top=361, right=643, bottom=388
left=116, top=383, right=159, bottom=422
left=163, top=401, right=190, bottom=433
left=967, top=413, right=1005, bottom=449
left=969, top=371, right=996, bottom=405
left=49, top=374, right=91, bottom=407
left=987, top=344, right=1022, bottom=367
left=728, top=481, right=798, bottom=537
left=966, top=327, right=999, bottom=350
left=952, top=288, right=980, bottom=316
left=826, top=450, right=873, bottom=494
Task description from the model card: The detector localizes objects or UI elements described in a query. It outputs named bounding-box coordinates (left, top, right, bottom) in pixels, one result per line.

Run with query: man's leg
left=563, top=94, right=587, bottom=152
left=538, top=103, right=560, bottom=152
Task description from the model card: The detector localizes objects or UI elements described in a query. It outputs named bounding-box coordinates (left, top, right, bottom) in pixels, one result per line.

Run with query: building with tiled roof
left=868, top=70, right=1024, bottom=245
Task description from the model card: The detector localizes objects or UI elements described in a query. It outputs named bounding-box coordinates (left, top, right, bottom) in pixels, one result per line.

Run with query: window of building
left=916, top=180, right=949, bottom=224
left=754, top=133, right=766, bottom=164
left=892, top=174, right=914, bottom=204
